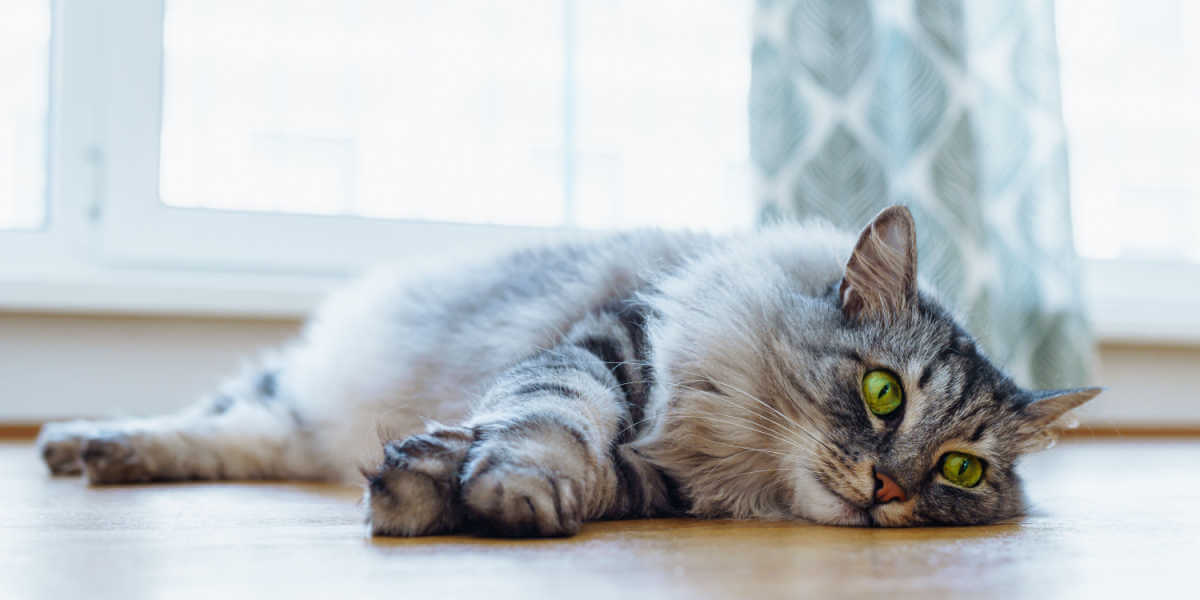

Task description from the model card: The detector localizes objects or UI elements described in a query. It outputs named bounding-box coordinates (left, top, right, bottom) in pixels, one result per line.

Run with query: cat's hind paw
left=365, top=426, right=473, bottom=537
left=80, top=433, right=155, bottom=484
left=36, top=421, right=92, bottom=476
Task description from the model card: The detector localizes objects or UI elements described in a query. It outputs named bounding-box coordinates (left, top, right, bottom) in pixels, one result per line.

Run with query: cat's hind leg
left=36, top=368, right=326, bottom=485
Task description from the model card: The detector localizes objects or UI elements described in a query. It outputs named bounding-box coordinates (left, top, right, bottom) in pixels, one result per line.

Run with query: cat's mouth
left=822, top=481, right=923, bottom=528
left=821, top=487, right=876, bottom=527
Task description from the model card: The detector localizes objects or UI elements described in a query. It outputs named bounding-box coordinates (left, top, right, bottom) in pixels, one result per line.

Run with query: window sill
left=0, top=268, right=341, bottom=319
left=2, top=258, right=1197, bottom=347
left=1082, top=258, right=1200, bottom=347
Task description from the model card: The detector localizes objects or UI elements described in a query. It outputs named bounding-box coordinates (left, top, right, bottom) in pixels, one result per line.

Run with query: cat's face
left=641, top=206, right=1098, bottom=527
left=778, top=290, right=1097, bottom=527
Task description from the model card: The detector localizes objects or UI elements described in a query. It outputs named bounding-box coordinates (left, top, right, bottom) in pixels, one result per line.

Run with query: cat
left=36, top=205, right=1099, bottom=535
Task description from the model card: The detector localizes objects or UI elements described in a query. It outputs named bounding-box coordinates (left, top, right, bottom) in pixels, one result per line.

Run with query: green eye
left=940, top=452, right=984, bottom=488
left=862, top=370, right=903, bottom=416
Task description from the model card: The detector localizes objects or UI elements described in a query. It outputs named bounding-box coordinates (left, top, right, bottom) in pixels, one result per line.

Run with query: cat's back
left=289, top=230, right=713, bottom=415
left=300, top=221, right=854, bottom=392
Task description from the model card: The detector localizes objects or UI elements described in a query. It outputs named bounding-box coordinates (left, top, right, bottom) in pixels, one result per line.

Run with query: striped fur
left=36, top=207, right=1098, bottom=535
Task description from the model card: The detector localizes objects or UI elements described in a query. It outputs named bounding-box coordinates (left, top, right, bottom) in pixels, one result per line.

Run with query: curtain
left=751, top=0, right=1092, bottom=388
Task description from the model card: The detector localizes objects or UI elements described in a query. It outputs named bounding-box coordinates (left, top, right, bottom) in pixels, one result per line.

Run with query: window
left=1059, top=0, right=1200, bottom=263
left=157, top=1, right=750, bottom=230
left=75, top=0, right=751, bottom=273
left=159, top=1, right=566, bottom=226
left=0, top=1, right=50, bottom=230
left=0, top=0, right=750, bottom=313
left=1058, top=0, right=1200, bottom=342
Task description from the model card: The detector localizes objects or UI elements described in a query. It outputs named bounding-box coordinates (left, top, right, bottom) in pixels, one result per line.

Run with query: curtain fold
left=751, top=0, right=1093, bottom=388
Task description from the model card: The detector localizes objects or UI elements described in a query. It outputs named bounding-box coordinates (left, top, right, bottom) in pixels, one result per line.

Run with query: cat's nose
left=873, top=469, right=908, bottom=504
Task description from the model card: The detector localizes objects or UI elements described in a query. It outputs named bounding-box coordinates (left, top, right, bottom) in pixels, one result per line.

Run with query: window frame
left=85, top=0, right=580, bottom=274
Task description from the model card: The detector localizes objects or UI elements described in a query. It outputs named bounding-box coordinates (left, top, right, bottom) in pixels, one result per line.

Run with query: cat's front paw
left=460, top=449, right=585, bottom=538
left=365, top=426, right=473, bottom=537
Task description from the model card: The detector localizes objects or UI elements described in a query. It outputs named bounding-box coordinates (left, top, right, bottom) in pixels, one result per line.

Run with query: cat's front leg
left=367, top=310, right=674, bottom=538
left=364, top=425, right=474, bottom=537
left=458, top=418, right=599, bottom=537
left=364, top=421, right=595, bottom=538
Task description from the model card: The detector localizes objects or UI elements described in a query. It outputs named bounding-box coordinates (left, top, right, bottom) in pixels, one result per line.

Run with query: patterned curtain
left=751, top=0, right=1093, bottom=388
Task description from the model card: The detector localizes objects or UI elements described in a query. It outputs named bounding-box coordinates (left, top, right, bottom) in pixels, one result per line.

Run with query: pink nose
left=874, top=470, right=908, bottom=504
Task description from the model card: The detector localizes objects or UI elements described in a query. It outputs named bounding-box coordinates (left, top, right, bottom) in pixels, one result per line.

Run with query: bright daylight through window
left=0, top=2, right=49, bottom=230
left=158, top=0, right=752, bottom=232
left=1058, top=0, right=1200, bottom=263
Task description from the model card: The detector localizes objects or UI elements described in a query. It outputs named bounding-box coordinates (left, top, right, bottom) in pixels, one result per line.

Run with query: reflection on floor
left=1, top=439, right=1194, bottom=598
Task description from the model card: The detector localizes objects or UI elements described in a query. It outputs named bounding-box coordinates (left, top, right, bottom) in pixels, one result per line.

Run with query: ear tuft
left=839, top=205, right=918, bottom=321
left=1016, top=387, right=1102, bottom=452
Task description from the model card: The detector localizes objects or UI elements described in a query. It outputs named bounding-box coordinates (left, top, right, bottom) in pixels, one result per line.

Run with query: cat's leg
left=366, top=311, right=672, bottom=537
left=37, top=367, right=324, bottom=484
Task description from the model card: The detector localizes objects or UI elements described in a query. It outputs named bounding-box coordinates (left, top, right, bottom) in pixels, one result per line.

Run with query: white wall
left=0, top=313, right=299, bottom=420
left=1082, top=343, right=1200, bottom=427
left=0, top=313, right=1194, bottom=426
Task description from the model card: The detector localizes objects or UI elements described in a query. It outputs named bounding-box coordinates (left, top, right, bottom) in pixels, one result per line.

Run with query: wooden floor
left=2, top=439, right=1195, bottom=599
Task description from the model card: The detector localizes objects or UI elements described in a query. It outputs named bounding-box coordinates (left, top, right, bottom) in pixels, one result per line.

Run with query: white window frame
left=88, top=0, right=580, bottom=274
left=0, top=0, right=1198, bottom=347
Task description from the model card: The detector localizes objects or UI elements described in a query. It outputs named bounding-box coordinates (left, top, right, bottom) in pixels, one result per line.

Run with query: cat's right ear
left=1014, top=387, right=1102, bottom=452
left=839, top=205, right=918, bottom=322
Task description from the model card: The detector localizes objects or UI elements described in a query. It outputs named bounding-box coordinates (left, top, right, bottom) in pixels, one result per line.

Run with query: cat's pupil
left=878, top=384, right=890, bottom=399
left=958, top=458, right=970, bottom=476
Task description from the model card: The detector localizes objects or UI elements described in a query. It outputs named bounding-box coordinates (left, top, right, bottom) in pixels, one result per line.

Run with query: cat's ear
left=840, top=205, right=918, bottom=322
left=1014, top=387, right=1102, bottom=452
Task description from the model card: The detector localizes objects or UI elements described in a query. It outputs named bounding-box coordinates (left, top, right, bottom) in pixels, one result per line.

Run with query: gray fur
left=36, top=206, right=1098, bottom=534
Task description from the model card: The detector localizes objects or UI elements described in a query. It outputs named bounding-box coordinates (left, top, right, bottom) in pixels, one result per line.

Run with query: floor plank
left=2, top=440, right=1194, bottom=598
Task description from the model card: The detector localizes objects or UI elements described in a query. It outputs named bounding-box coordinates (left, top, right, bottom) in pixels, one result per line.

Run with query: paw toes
left=80, top=435, right=153, bottom=485
left=36, top=424, right=86, bottom=476
left=366, top=429, right=472, bottom=537
left=462, top=463, right=582, bottom=537
left=39, top=439, right=84, bottom=476
left=554, top=477, right=584, bottom=533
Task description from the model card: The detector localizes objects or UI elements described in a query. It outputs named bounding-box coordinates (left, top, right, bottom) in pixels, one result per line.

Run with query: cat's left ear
left=1015, top=387, right=1102, bottom=452
left=840, top=205, right=918, bottom=322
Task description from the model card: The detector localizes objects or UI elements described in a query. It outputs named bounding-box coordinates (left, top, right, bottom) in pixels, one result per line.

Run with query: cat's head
left=639, top=205, right=1099, bottom=526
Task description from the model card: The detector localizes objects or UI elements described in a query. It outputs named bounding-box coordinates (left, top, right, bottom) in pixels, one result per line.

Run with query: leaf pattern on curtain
left=752, top=0, right=1094, bottom=389
left=750, top=41, right=808, bottom=177
left=792, top=125, right=889, bottom=227
left=915, top=0, right=964, bottom=64
left=867, top=28, right=948, bottom=166
left=786, top=0, right=875, bottom=97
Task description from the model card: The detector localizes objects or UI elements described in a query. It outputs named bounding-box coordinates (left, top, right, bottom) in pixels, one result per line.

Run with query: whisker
left=665, top=410, right=819, bottom=458
left=692, top=377, right=838, bottom=455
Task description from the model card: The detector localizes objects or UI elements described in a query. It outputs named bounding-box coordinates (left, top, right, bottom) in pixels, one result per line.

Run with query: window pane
left=1059, top=0, right=1200, bottom=262
left=159, top=1, right=753, bottom=231
left=0, top=1, right=50, bottom=230
left=573, top=1, right=751, bottom=231
left=160, top=0, right=565, bottom=227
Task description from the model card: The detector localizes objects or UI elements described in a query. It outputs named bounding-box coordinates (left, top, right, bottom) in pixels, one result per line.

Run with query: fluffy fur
left=37, top=206, right=1098, bottom=535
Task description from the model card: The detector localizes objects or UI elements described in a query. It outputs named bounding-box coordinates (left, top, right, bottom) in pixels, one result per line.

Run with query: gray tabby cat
left=36, top=206, right=1098, bottom=535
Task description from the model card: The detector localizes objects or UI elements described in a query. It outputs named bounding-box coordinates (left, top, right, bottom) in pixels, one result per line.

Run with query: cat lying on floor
left=37, top=206, right=1098, bottom=536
